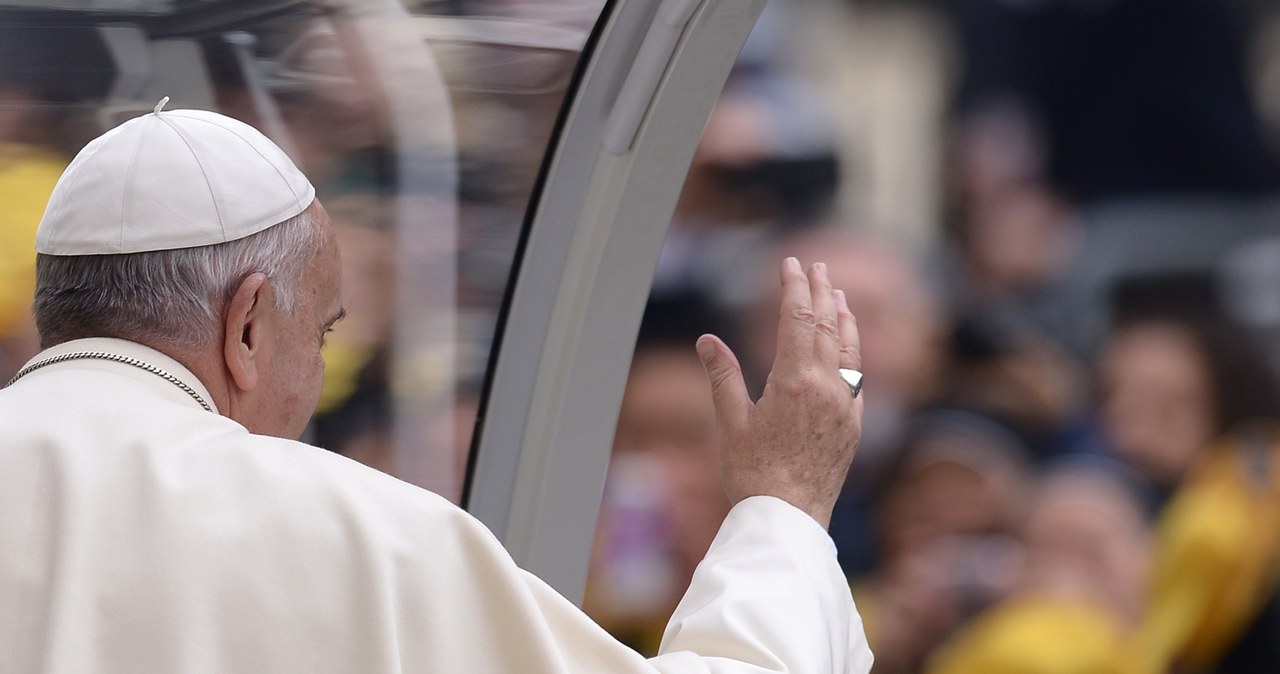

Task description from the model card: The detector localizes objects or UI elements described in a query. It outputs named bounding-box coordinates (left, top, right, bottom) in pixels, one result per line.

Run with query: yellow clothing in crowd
left=1137, top=424, right=1280, bottom=672
left=929, top=425, right=1280, bottom=674
left=927, top=596, right=1138, bottom=674
left=0, top=143, right=63, bottom=333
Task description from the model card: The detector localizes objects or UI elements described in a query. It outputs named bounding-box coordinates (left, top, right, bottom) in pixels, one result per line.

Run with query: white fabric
left=0, top=338, right=872, bottom=673
left=36, top=108, right=315, bottom=256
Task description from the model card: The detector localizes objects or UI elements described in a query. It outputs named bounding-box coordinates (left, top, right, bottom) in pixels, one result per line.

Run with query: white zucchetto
left=36, top=98, right=315, bottom=256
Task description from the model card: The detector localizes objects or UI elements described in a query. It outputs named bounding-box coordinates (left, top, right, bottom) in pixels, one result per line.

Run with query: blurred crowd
left=585, top=1, right=1280, bottom=673
left=4, top=0, right=1280, bottom=673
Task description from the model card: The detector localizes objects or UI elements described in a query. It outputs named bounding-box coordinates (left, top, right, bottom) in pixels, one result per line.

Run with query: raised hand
left=696, top=257, right=863, bottom=528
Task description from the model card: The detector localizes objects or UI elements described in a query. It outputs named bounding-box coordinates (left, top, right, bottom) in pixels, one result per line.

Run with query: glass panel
left=0, top=0, right=606, bottom=503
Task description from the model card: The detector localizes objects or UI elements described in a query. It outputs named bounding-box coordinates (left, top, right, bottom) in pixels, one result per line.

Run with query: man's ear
left=223, top=272, right=270, bottom=392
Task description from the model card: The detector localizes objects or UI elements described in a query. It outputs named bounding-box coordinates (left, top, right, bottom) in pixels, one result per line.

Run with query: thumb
left=696, top=334, right=751, bottom=434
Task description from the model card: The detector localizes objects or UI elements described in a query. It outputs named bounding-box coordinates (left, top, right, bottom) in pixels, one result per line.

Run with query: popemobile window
left=0, top=0, right=607, bottom=503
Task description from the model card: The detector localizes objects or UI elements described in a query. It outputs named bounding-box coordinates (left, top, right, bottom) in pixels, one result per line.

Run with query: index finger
left=773, top=256, right=815, bottom=374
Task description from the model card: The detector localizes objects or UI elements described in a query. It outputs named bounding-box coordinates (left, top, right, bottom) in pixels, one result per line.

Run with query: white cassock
left=0, top=337, right=873, bottom=673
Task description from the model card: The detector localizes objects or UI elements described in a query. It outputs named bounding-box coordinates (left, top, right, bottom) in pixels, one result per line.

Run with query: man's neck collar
left=17, top=338, right=220, bottom=414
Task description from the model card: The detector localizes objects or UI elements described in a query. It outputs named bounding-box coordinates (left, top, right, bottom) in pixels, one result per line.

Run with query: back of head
left=31, top=101, right=321, bottom=349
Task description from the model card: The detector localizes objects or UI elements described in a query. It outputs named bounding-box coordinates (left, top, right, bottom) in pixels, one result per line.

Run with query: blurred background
left=4, top=0, right=1280, bottom=672
left=591, top=1, right=1280, bottom=672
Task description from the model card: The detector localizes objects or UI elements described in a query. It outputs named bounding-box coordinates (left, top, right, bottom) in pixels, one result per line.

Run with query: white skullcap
left=36, top=99, right=315, bottom=256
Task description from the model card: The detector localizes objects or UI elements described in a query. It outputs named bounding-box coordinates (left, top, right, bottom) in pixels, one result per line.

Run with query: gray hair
left=34, top=205, right=324, bottom=349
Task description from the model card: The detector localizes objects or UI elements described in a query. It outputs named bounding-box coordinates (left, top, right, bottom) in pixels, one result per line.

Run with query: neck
left=16, top=337, right=221, bottom=414
left=150, top=341, right=235, bottom=419
left=49, top=334, right=235, bottom=419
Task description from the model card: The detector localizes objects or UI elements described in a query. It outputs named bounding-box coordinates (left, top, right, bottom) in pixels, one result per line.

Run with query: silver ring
left=838, top=368, right=863, bottom=398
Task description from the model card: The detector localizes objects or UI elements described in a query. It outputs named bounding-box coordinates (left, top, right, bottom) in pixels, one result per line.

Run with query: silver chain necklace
left=6, top=351, right=213, bottom=412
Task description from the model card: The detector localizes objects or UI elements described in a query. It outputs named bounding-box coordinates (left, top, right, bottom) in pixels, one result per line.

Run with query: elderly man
left=0, top=103, right=872, bottom=672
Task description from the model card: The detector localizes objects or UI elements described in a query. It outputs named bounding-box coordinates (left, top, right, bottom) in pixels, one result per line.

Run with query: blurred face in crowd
left=868, top=428, right=1031, bottom=673
left=614, top=347, right=717, bottom=458
left=1098, top=323, right=1217, bottom=488
left=832, top=249, right=939, bottom=403
left=586, top=345, right=728, bottom=629
left=963, top=185, right=1076, bottom=293
left=611, top=346, right=727, bottom=564
left=1018, top=469, right=1150, bottom=623
left=877, top=430, right=1029, bottom=562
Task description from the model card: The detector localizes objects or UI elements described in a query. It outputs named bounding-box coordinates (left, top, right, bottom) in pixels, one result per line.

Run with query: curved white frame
left=468, top=0, right=766, bottom=603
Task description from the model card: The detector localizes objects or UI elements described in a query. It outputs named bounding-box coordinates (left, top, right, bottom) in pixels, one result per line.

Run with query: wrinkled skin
left=697, top=258, right=864, bottom=528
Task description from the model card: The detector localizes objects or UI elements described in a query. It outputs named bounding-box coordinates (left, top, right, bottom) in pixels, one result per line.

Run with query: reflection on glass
left=0, top=0, right=606, bottom=503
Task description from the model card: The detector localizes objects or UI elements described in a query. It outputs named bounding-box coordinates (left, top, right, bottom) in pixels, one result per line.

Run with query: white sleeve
left=649, top=496, right=874, bottom=674
left=310, top=459, right=874, bottom=674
